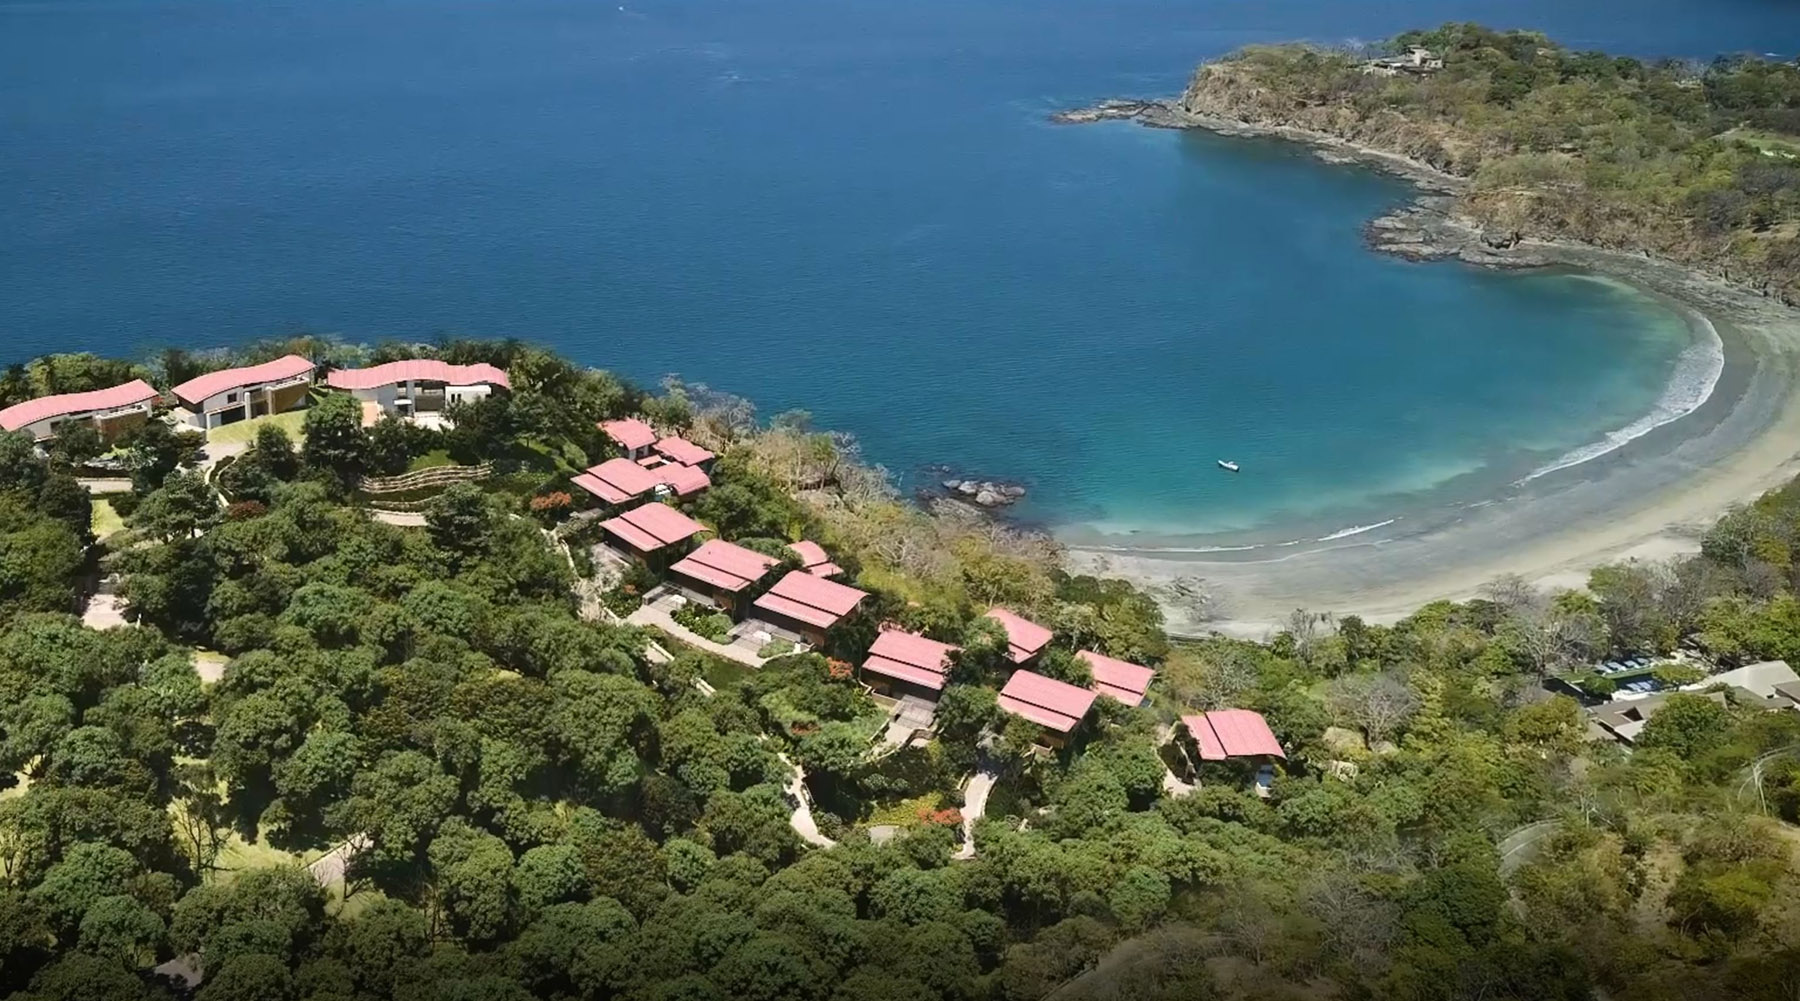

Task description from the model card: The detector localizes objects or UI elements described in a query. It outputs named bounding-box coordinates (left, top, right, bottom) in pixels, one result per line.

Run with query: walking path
left=370, top=509, right=427, bottom=527
left=75, top=476, right=133, bottom=494
left=778, top=753, right=836, bottom=848
left=954, top=758, right=1001, bottom=860
left=627, top=603, right=765, bottom=667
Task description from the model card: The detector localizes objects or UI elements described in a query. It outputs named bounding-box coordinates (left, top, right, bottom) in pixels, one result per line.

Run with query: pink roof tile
left=171, top=355, right=315, bottom=406
left=1078, top=650, right=1155, bottom=705
left=670, top=539, right=778, bottom=593
left=753, top=571, right=868, bottom=629
left=600, top=418, right=658, bottom=451
left=806, top=562, right=846, bottom=578
left=655, top=435, right=715, bottom=466
left=997, top=670, right=1096, bottom=734
left=578, top=458, right=660, bottom=503
left=325, top=360, right=510, bottom=391
left=788, top=540, right=830, bottom=566
left=868, top=629, right=958, bottom=675
left=601, top=502, right=705, bottom=552
left=864, top=656, right=950, bottom=691
left=0, top=380, right=159, bottom=432
left=1181, top=710, right=1285, bottom=761
left=656, top=462, right=712, bottom=496
left=753, top=592, right=842, bottom=630
left=986, top=608, right=1054, bottom=663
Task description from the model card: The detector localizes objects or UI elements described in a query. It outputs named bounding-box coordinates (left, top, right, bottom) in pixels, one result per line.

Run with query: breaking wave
left=1518, top=311, right=1724, bottom=484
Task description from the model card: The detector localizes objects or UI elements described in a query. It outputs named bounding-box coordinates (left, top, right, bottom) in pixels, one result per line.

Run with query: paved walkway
left=370, top=509, right=427, bottom=527
left=307, top=833, right=370, bottom=887
left=954, top=759, right=1001, bottom=860
left=778, top=754, right=836, bottom=848
left=81, top=592, right=130, bottom=630
left=75, top=476, right=133, bottom=494
left=627, top=603, right=766, bottom=667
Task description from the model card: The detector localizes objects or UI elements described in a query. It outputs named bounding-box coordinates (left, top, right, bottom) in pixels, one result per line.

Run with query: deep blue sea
left=5, top=0, right=1799, bottom=543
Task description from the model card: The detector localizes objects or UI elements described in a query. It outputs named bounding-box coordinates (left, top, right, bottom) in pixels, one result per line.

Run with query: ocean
left=4, top=0, right=1797, bottom=546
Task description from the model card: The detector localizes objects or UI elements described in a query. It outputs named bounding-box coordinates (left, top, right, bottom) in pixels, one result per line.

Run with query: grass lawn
left=191, top=649, right=230, bottom=685
left=90, top=499, right=125, bottom=540
left=213, top=831, right=318, bottom=879
left=206, top=409, right=308, bottom=447
left=1719, top=127, right=1800, bottom=159
left=406, top=449, right=455, bottom=472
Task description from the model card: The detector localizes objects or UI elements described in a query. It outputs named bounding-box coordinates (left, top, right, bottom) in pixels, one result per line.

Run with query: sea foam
left=1517, top=309, right=1724, bottom=484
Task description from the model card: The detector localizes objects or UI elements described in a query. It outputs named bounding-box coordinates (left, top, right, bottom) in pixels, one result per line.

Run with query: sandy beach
left=1067, top=222, right=1800, bottom=639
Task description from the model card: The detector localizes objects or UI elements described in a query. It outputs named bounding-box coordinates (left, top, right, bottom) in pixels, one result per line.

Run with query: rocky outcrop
left=941, top=478, right=1027, bottom=508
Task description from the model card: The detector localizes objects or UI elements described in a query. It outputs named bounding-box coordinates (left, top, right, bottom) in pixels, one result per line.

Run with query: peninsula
left=1057, top=25, right=1800, bottom=635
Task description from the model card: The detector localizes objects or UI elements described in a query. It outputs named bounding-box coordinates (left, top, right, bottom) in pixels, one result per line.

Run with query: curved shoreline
left=1057, top=105, right=1800, bottom=636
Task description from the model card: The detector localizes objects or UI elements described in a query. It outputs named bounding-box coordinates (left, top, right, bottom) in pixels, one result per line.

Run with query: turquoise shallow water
left=2, top=0, right=1794, bottom=543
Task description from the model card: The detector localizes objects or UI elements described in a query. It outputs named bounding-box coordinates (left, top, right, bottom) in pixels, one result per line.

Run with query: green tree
left=301, top=393, right=368, bottom=489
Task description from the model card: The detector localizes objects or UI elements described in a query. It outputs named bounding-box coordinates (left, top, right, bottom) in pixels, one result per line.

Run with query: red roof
left=670, top=539, right=778, bottom=593
left=171, top=355, right=315, bottom=406
left=656, top=462, right=712, bottom=496
left=986, top=608, right=1053, bottom=663
left=0, top=380, right=159, bottom=432
left=1181, top=710, right=1285, bottom=761
left=753, top=571, right=867, bottom=630
left=325, top=360, right=510, bottom=392
left=572, top=457, right=661, bottom=504
left=997, top=670, right=1097, bottom=734
left=862, top=629, right=957, bottom=690
left=600, top=502, right=705, bottom=552
left=655, top=435, right=715, bottom=466
left=1078, top=650, right=1155, bottom=705
left=788, top=540, right=844, bottom=578
left=601, top=418, right=658, bottom=451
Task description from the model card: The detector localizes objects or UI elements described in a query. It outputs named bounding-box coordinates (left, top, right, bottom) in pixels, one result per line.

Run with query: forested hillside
left=0, top=341, right=1797, bottom=1001
left=1180, top=24, right=1800, bottom=302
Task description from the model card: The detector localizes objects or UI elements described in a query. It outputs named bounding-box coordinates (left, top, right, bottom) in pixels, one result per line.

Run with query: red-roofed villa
left=862, top=628, right=959, bottom=700
left=997, top=670, right=1097, bottom=747
left=752, top=571, right=868, bottom=646
left=1078, top=650, right=1155, bottom=707
left=572, top=457, right=664, bottom=506
left=0, top=380, right=160, bottom=443
left=668, top=539, right=779, bottom=618
left=599, top=502, right=707, bottom=568
left=326, top=360, right=509, bottom=417
left=1179, top=710, right=1286, bottom=793
left=654, top=435, right=715, bottom=469
left=788, top=541, right=845, bottom=579
left=600, top=418, right=658, bottom=459
left=654, top=462, right=712, bottom=497
left=986, top=608, right=1053, bottom=665
left=172, top=355, right=316, bottom=432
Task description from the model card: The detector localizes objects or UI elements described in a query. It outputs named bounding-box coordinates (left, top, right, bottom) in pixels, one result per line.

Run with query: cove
left=0, top=0, right=1781, bottom=550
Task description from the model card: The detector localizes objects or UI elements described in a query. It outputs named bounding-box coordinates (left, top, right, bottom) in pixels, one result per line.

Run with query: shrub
left=673, top=602, right=732, bottom=642
left=601, top=587, right=643, bottom=617
left=758, top=638, right=796, bottom=659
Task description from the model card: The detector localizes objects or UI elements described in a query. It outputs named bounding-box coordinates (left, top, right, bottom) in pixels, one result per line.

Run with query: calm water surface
left=5, top=0, right=1798, bottom=541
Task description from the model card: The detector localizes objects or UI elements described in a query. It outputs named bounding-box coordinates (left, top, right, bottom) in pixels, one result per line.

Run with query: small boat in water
left=1217, top=459, right=1240, bottom=473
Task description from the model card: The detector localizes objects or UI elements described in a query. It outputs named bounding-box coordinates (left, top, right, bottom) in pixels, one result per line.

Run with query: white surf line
left=1315, top=517, right=1398, bottom=542
left=1517, top=308, right=1725, bottom=485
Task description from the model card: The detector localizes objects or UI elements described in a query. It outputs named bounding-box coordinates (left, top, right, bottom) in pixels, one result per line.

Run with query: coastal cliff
left=1063, top=24, right=1800, bottom=301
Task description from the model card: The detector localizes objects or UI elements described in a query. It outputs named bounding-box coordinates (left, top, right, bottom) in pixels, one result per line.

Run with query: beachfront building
left=861, top=628, right=959, bottom=701
left=997, top=670, right=1098, bottom=748
left=325, top=360, right=510, bottom=418
left=1180, top=710, right=1286, bottom=792
left=0, top=380, right=160, bottom=443
left=752, top=571, right=868, bottom=647
left=1078, top=650, right=1155, bottom=707
left=668, top=539, right=779, bottom=619
left=986, top=608, right=1053, bottom=666
left=789, top=540, right=845, bottom=578
left=599, top=501, right=706, bottom=569
left=573, top=457, right=663, bottom=507
left=601, top=418, right=658, bottom=460
left=170, top=355, right=315, bottom=432
left=654, top=435, right=715, bottom=470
